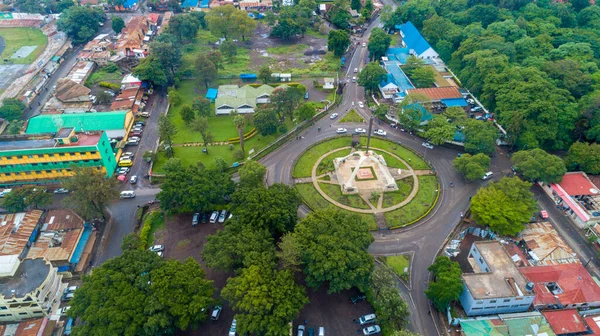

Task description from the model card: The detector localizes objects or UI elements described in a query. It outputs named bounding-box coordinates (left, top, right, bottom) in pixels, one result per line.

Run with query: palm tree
left=233, top=112, right=246, bottom=154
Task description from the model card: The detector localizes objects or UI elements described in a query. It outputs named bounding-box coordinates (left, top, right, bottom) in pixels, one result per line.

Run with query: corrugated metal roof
left=26, top=209, right=85, bottom=263
left=0, top=210, right=43, bottom=257
left=542, top=309, right=588, bottom=334
left=521, top=222, right=579, bottom=266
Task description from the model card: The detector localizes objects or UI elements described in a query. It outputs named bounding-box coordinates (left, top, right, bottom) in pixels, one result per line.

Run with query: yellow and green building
left=0, top=128, right=117, bottom=186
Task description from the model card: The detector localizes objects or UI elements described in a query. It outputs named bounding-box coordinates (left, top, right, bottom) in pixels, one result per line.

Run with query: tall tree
left=293, top=209, right=374, bottom=293
left=233, top=113, right=246, bottom=154
left=253, top=106, right=279, bottom=136
left=423, top=115, right=454, bottom=145
left=192, top=97, right=212, bottom=117
left=132, top=56, right=168, bottom=87
left=1, top=188, right=27, bottom=212
left=150, top=39, right=182, bottom=82
left=57, top=6, right=104, bottom=44
left=237, top=160, right=266, bottom=189
left=566, top=141, right=600, bottom=174
left=270, top=86, right=303, bottom=120
left=0, top=98, right=26, bottom=121
left=470, top=177, right=537, bottom=236
left=69, top=251, right=215, bottom=336
left=258, top=65, right=272, bottom=84
left=358, top=62, right=387, bottom=94
left=463, top=120, right=497, bottom=155
left=407, top=66, right=436, bottom=88
left=62, top=166, right=119, bottom=221
left=195, top=54, right=217, bottom=89
left=158, top=115, right=177, bottom=157
left=425, top=256, right=463, bottom=311
left=277, top=233, right=301, bottom=271
left=453, top=153, right=491, bottom=182
left=351, top=0, right=361, bottom=10
left=368, top=28, right=392, bottom=61
left=111, top=16, right=125, bottom=34
left=511, top=148, right=567, bottom=183
left=296, top=104, right=316, bottom=121
left=190, top=116, right=209, bottom=143
left=180, top=105, right=195, bottom=125
left=221, top=266, right=308, bottom=336
left=328, top=30, right=351, bottom=57
left=206, top=5, right=238, bottom=39
left=24, top=187, right=52, bottom=209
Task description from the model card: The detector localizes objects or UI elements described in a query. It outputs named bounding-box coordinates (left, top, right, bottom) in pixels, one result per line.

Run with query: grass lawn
left=85, top=67, right=123, bottom=86
left=361, top=138, right=430, bottom=170
left=293, top=137, right=354, bottom=178
left=316, top=148, right=352, bottom=175
left=295, top=183, right=378, bottom=230
left=181, top=29, right=251, bottom=76
left=319, top=182, right=370, bottom=209
left=383, top=255, right=410, bottom=278
left=0, top=28, right=47, bottom=64
left=267, top=44, right=308, bottom=55
left=304, top=28, right=328, bottom=39
left=340, top=109, right=365, bottom=123
left=384, top=175, right=439, bottom=227
left=380, top=152, right=407, bottom=170
left=382, top=177, right=413, bottom=208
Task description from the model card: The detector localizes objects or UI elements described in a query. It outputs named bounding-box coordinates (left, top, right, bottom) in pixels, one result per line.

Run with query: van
left=192, top=213, right=200, bottom=226
left=352, top=77, right=356, bottom=82
left=209, top=211, right=219, bottom=224
left=354, top=68, right=358, bottom=73
left=118, top=159, right=133, bottom=167
left=120, top=191, right=136, bottom=199
left=318, top=327, right=325, bottom=335
left=359, top=313, right=377, bottom=325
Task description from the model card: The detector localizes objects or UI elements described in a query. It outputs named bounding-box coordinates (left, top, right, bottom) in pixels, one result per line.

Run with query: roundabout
left=292, top=137, right=440, bottom=229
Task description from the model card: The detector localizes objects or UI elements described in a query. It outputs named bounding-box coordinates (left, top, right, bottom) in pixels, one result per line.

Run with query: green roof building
left=215, top=84, right=287, bottom=115
left=26, top=111, right=135, bottom=139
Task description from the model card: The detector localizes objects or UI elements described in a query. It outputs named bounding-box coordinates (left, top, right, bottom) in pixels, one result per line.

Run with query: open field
left=0, top=28, right=47, bottom=64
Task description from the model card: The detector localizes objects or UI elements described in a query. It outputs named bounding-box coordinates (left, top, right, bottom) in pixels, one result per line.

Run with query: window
left=18, top=312, right=28, bottom=315
left=0, top=306, right=6, bottom=310
left=503, top=299, right=511, bottom=303
left=520, top=304, right=530, bottom=307
left=479, top=257, right=484, bottom=264
left=25, top=171, right=31, bottom=175
left=489, top=300, right=497, bottom=303
left=476, top=301, right=483, bottom=304
left=27, top=155, right=33, bottom=158
left=45, top=170, right=51, bottom=173
left=59, top=153, right=65, bottom=156
left=472, top=307, right=482, bottom=310
left=515, top=297, right=523, bottom=301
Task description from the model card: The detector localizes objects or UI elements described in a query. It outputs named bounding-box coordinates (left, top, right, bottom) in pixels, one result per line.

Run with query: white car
left=130, top=175, right=138, bottom=184
left=336, top=128, right=347, bottom=134
left=355, top=128, right=367, bottom=134
left=58, top=306, right=71, bottom=316
left=422, top=142, right=434, bottom=149
left=374, top=129, right=387, bottom=136
left=358, top=101, right=364, bottom=108
left=363, top=325, right=381, bottom=335
left=330, top=113, right=338, bottom=119
left=149, top=245, right=164, bottom=252
left=362, top=42, right=366, bottom=47
left=482, top=171, right=494, bottom=180
left=54, top=188, right=69, bottom=194
left=123, top=152, right=135, bottom=158
left=120, top=155, right=133, bottom=161
left=141, top=112, right=151, bottom=118
left=117, top=167, right=130, bottom=174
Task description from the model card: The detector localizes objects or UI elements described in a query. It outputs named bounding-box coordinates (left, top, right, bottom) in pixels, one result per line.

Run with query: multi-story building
left=0, top=128, right=117, bottom=187
left=0, top=257, right=63, bottom=322
left=459, top=241, right=535, bottom=316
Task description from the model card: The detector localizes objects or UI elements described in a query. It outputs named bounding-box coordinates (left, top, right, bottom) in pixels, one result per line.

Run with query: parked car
left=355, top=128, right=366, bottom=134
left=373, top=129, right=387, bottom=136
left=359, top=314, right=377, bottom=325
left=354, top=67, right=358, bottom=73
left=62, top=293, right=75, bottom=301
left=135, top=121, right=145, bottom=127
left=362, top=325, right=381, bottom=335
left=471, top=106, right=482, bottom=112
left=482, top=171, right=493, bottom=180
left=130, top=131, right=143, bottom=137
left=350, top=293, right=367, bottom=304
left=358, top=101, right=364, bottom=108
left=123, top=152, right=135, bottom=158
left=0, top=189, right=11, bottom=198
left=336, top=128, right=347, bottom=134
left=540, top=210, right=549, bottom=219
left=127, top=139, right=139, bottom=146
left=422, top=142, right=434, bottom=150
left=362, top=42, right=366, bottom=47
left=57, top=306, right=71, bottom=316
left=54, top=188, right=69, bottom=194
left=201, top=212, right=208, bottom=223
left=330, top=113, right=338, bottom=119
left=297, top=325, right=305, bottom=336
left=130, top=175, right=138, bottom=184
left=218, top=210, right=227, bottom=223
left=149, top=245, right=164, bottom=252
left=318, top=327, right=325, bottom=336
left=120, top=155, right=133, bottom=161
left=117, top=167, right=130, bottom=174
left=64, top=286, right=78, bottom=294
left=119, top=190, right=135, bottom=198
left=209, top=211, right=219, bottom=224
left=304, top=92, right=309, bottom=99
left=141, top=112, right=151, bottom=118
left=192, top=213, right=200, bottom=226
left=229, top=319, right=237, bottom=336
left=307, top=327, right=314, bottom=336
left=118, top=159, right=133, bottom=167
left=211, top=305, right=222, bottom=321
left=352, top=76, right=356, bottom=82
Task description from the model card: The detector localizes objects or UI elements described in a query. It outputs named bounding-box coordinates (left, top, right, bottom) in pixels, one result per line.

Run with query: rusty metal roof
left=26, top=209, right=84, bottom=262
left=521, top=222, right=579, bottom=266
left=0, top=210, right=43, bottom=257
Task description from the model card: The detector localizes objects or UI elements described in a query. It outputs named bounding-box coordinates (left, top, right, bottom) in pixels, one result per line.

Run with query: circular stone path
left=310, top=146, right=432, bottom=214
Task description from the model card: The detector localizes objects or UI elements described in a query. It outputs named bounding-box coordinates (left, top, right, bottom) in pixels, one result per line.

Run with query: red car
left=540, top=210, right=549, bottom=219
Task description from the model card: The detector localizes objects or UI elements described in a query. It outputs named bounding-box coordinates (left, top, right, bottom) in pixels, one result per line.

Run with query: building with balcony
left=0, top=128, right=116, bottom=187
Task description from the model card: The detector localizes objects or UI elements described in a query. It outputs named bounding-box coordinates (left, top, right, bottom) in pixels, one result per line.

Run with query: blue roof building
left=206, top=88, right=218, bottom=102
left=399, top=22, right=439, bottom=60
left=441, top=98, right=468, bottom=107
left=181, top=0, right=199, bottom=8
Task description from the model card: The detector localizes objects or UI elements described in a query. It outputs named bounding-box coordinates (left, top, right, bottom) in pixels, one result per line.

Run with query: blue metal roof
left=405, top=103, right=432, bottom=122
left=205, top=88, right=218, bottom=100
left=200, top=0, right=209, bottom=7
left=453, top=130, right=465, bottom=142
left=181, top=0, right=199, bottom=8
left=441, top=98, right=468, bottom=107
left=240, top=74, right=257, bottom=79
left=400, top=22, right=432, bottom=56
left=70, top=225, right=92, bottom=265
left=123, top=0, right=137, bottom=8
left=384, top=63, right=414, bottom=91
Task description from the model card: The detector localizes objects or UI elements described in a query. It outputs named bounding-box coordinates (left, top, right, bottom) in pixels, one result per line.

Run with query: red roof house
left=584, top=314, right=600, bottom=335
left=542, top=309, right=588, bottom=335
left=520, top=264, right=600, bottom=309
left=407, top=86, right=462, bottom=101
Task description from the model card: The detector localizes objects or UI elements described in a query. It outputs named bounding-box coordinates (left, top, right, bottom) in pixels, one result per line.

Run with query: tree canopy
left=1, top=186, right=51, bottom=213
left=425, top=256, right=463, bottom=311
left=453, top=153, right=491, bottom=182
left=63, top=166, right=119, bottom=221
left=511, top=148, right=567, bottom=183
left=470, top=177, right=537, bottom=236
left=57, top=7, right=104, bottom=44
left=368, top=28, right=392, bottom=60
left=358, top=62, right=388, bottom=94
left=0, top=98, right=26, bottom=121
left=566, top=141, right=600, bottom=174
left=328, top=30, right=351, bottom=57
left=111, top=16, right=125, bottom=34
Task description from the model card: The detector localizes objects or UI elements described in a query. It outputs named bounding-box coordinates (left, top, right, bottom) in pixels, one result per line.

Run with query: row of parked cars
left=335, top=128, right=387, bottom=136
left=192, top=210, right=229, bottom=225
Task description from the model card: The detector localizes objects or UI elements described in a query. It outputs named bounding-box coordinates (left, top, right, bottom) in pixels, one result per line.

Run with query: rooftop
left=399, top=21, right=432, bottom=56
left=584, top=314, right=600, bottom=335
left=520, top=222, right=579, bottom=266
left=216, top=84, right=285, bottom=108
left=0, top=211, right=43, bottom=257
left=0, top=132, right=102, bottom=152
left=27, top=210, right=85, bottom=263
left=462, top=241, right=531, bottom=299
left=408, top=86, right=462, bottom=101
left=8, top=318, right=48, bottom=336
left=558, top=172, right=599, bottom=196
left=55, top=78, right=91, bottom=103
left=520, top=263, right=600, bottom=307
left=542, top=309, right=588, bottom=335
left=460, top=312, right=555, bottom=336
left=0, top=258, right=50, bottom=299
left=26, top=111, right=130, bottom=134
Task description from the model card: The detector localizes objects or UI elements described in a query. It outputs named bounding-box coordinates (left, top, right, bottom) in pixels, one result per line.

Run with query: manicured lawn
left=319, top=182, right=371, bottom=209
left=267, top=44, right=308, bottom=55
left=0, top=28, right=47, bottom=64
left=380, top=152, right=407, bottom=170
left=295, top=183, right=378, bottom=230
left=293, top=137, right=354, bottom=178
left=382, top=177, right=413, bottom=208
left=361, top=138, right=430, bottom=170
left=340, top=109, right=365, bottom=123
left=317, top=148, right=352, bottom=175
left=384, top=175, right=439, bottom=227
left=383, top=255, right=410, bottom=277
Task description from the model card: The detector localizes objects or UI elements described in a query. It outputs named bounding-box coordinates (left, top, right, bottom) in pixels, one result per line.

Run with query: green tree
left=57, top=6, right=104, bottom=44
left=132, top=56, right=168, bottom=87
left=511, top=148, right=567, bottom=183
left=192, top=97, right=212, bottom=117
left=220, top=41, right=238, bottom=62
left=233, top=113, right=246, bottom=153
left=453, top=153, right=491, bottom=182
left=62, top=166, right=119, bottom=221
left=254, top=106, right=279, bottom=136
left=168, top=89, right=181, bottom=106
left=6, top=120, right=24, bottom=135
left=270, top=86, right=303, bottom=120
left=25, top=187, right=52, bottom=209
left=1, top=188, right=27, bottom=212
left=165, top=13, right=204, bottom=44
left=392, top=0, right=435, bottom=30
left=470, top=177, right=537, bottom=236
left=180, top=105, right=195, bottom=125
left=277, top=233, right=301, bottom=271
left=195, top=54, right=217, bottom=89
left=158, top=115, right=177, bottom=157
left=293, top=209, right=374, bottom=293
left=443, top=106, right=467, bottom=125
left=121, top=232, right=142, bottom=251
left=425, top=256, right=463, bottom=311
left=351, top=0, right=361, bottom=10
left=221, top=266, right=308, bottom=336
left=395, top=93, right=431, bottom=131
left=0, top=98, right=26, bottom=121
left=373, top=105, right=388, bottom=120
left=376, top=286, right=410, bottom=330
left=408, top=66, right=435, bottom=88
left=296, top=103, right=316, bottom=121
left=463, top=120, right=497, bottom=155
left=330, top=6, right=352, bottom=29
left=258, top=65, right=272, bottom=84
left=238, top=160, right=266, bottom=189
left=69, top=251, right=214, bottom=336
left=150, top=38, right=182, bottom=83
left=111, top=16, right=125, bottom=34
left=358, top=62, right=388, bottom=94
left=423, top=115, right=454, bottom=145
left=566, top=142, right=600, bottom=174
left=207, top=50, right=224, bottom=70
left=190, top=116, right=209, bottom=143
left=370, top=266, right=395, bottom=300
left=206, top=5, right=238, bottom=39
left=271, top=18, right=302, bottom=39
left=368, top=28, right=392, bottom=61
left=327, top=30, right=351, bottom=57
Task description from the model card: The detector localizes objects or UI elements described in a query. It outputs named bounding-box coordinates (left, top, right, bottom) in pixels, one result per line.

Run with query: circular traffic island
left=293, top=136, right=439, bottom=230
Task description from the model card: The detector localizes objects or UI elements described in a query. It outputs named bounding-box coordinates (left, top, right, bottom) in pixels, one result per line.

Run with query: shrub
left=278, top=124, right=288, bottom=134
left=99, top=81, right=121, bottom=91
